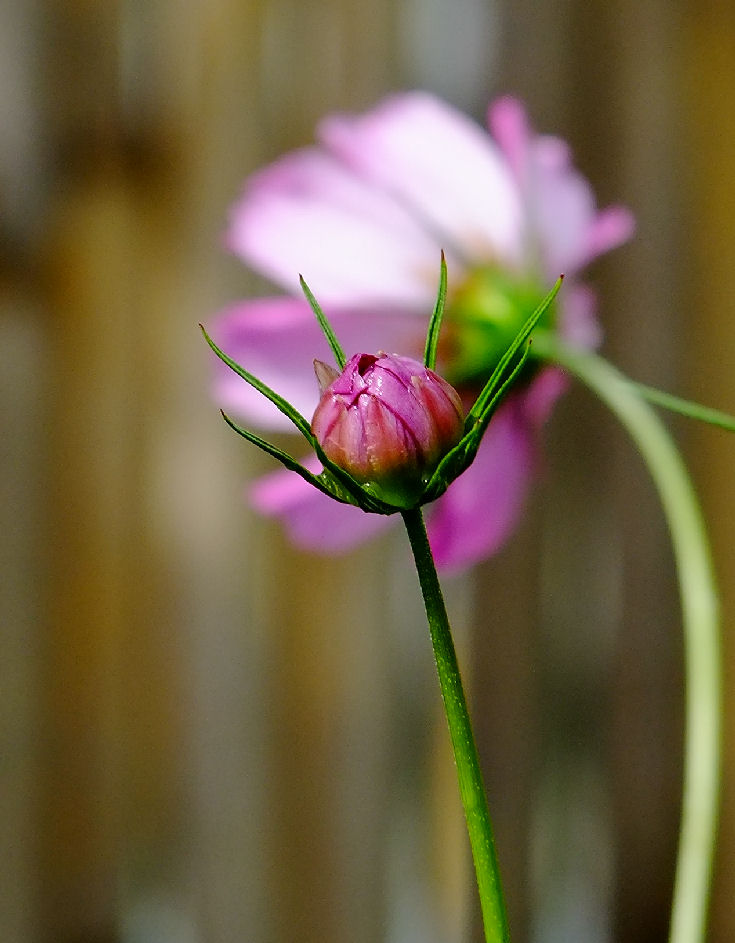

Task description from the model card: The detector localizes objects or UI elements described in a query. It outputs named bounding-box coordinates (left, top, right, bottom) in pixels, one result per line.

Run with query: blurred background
left=2, top=1, right=734, bottom=941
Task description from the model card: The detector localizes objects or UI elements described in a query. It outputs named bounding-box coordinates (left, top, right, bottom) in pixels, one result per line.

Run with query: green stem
left=534, top=333, right=721, bottom=943
left=401, top=507, right=510, bottom=943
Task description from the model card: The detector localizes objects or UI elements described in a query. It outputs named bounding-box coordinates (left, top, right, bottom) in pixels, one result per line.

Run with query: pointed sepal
left=300, top=275, right=346, bottom=370
left=424, top=250, right=448, bottom=371
left=200, top=323, right=314, bottom=442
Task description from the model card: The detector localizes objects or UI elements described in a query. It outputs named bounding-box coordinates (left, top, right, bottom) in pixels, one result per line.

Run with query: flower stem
left=534, top=333, right=721, bottom=943
left=401, top=507, right=510, bottom=943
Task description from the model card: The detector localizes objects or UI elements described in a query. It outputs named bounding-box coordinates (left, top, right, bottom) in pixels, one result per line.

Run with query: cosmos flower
left=211, top=92, right=634, bottom=571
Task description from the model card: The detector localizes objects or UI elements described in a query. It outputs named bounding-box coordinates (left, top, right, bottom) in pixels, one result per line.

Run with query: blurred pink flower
left=211, top=92, right=634, bottom=571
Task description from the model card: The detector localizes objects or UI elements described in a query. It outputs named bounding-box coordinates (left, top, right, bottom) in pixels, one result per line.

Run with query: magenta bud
left=311, top=352, right=464, bottom=507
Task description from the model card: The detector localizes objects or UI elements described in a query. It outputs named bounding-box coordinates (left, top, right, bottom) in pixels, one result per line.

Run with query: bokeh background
left=2, top=1, right=734, bottom=942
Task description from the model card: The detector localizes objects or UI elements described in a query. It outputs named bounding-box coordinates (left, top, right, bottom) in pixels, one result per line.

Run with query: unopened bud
left=311, top=352, right=464, bottom=507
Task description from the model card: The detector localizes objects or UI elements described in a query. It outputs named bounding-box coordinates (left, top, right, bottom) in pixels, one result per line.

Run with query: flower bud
left=311, top=352, right=464, bottom=508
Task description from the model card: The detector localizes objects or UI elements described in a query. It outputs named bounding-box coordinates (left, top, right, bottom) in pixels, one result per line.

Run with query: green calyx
left=358, top=475, right=427, bottom=510
left=442, top=264, right=553, bottom=388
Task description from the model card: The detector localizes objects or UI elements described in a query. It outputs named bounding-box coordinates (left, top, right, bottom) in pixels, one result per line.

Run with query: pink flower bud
left=311, top=352, right=464, bottom=507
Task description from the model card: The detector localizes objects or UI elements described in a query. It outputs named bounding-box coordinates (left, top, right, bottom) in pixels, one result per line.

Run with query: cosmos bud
left=311, top=352, right=464, bottom=508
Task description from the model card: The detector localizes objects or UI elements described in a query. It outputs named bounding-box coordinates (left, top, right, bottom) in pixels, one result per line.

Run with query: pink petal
left=528, top=139, right=603, bottom=278
left=226, top=147, right=441, bottom=306
left=521, top=367, right=569, bottom=429
left=208, top=298, right=428, bottom=432
left=426, top=397, right=536, bottom=572
left=251, top=459, right=395, bottom=552
left=487, top=95, right=531, bottom=182
left=558, top=283, right=603, bottom=350
left=576, top=205, right=636, bottom=269
left=489, top=96, right=634, bottom=278
left=319, top=92, right=523, bottom=266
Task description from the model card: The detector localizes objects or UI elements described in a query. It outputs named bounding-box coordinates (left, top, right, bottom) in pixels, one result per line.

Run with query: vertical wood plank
left=680, top=5, right=735, bottom=941
left=0, top=298, right=46, bottom=943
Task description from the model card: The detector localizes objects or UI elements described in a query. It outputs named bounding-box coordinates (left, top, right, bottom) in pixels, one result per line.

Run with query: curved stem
left=401, top=507, right=510, bottom=943
left=534, top=334, right=721, bottom=943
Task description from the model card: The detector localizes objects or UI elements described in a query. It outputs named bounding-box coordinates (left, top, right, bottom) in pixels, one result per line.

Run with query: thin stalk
left=402, top=507, right=510, bottom=943
left=533, top=332, right=721, bottom=943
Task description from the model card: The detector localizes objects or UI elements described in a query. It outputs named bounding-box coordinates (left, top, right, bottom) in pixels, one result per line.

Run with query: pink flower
left=312, top=352, right=464, bottom=507
left=211, top=92, right=634, bottom=571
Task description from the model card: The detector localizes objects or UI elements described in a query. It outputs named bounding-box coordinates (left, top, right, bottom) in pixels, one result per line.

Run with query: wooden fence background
left=1, top=1, right=734, bottom=941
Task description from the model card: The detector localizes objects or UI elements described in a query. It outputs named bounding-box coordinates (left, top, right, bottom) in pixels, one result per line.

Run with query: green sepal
left=466, top=275, right=563, bottom=425
left=201, top=324, right=314, bottom=441
left=421, top=317, right=535, bottom=504
left=219, top=409, right=345, bottom=500
left=300, top=275, right=347, bottom=370
left=471, top=339, right=533, bottom=435
left=421, top=271, right=560, bottom=504
left=221, top=408, right=396, bottom=512
left=203, top=324, right=399, bottom=514
left=424, top=251, right=448, bottom=371
left=421, top=437, right=478, bottom=504
left=313, top=469, right=391, bottom=512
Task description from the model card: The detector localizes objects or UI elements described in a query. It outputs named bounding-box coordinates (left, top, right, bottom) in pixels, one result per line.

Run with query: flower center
left=440, top=265, right=553, bottom=388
